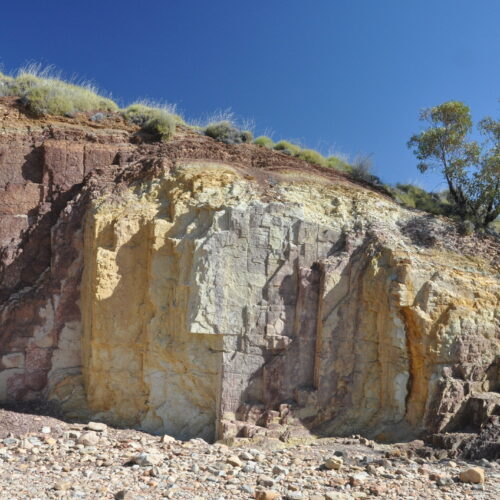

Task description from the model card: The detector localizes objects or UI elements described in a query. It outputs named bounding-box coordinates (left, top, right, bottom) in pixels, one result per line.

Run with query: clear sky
left=1, top=0, right=499, bottom=189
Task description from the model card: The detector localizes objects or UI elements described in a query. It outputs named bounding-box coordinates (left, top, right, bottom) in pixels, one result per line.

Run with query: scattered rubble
left=0, top=409, right=497, bottom=499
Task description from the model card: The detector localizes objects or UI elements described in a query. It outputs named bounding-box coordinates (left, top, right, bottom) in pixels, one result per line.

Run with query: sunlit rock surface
left=0, top=98, right=498, bottom=447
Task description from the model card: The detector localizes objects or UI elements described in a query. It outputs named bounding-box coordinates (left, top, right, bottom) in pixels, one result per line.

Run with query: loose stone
left=87, top=422, right=108, bottom=432
left=255, top=490, right=280, bottom=500
left=324, top=456, right=343, bottom=470
left=459, top=467, right=485, bottom=484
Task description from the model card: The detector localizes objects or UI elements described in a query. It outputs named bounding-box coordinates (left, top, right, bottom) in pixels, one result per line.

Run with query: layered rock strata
left=0, top=98, right=498, bottom=447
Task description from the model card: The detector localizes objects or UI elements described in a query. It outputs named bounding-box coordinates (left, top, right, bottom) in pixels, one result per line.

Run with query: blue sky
left=1, top=0, right=499, bottom=189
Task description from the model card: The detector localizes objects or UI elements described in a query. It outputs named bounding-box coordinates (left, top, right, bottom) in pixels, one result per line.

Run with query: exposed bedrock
left=79, top=163, right=499, bottom=442
left=0, top=101, right=498, bottom=449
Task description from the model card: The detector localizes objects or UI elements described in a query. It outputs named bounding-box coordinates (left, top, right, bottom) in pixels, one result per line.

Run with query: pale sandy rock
left=132, top=452, right=163, bottom=467
left=286, top=493, right=305, bottom=500
left=324, top=456, right=343, bottom=470
left=226, top=455, right=243, bottom=467
left=324, top=493, right=354, bottom=500
left=74, top=163, right=499, bottom=444
left=459, top=466, right=485, bottom=483
left=87, top=421, right=107, bottom=432
left=54, top=480, right=71, bottom=491
left=273, top=464, right=289, bottom=475
left=160, top=434, right=176, bottom=443
left=78, top=431, right=99, bottom=446
left=256, top=491, right=280, bottom=500
left=239, top=451, right=253, bottom=460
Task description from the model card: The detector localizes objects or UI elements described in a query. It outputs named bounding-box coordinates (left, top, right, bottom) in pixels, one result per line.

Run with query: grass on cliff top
left=390, top=183, right=452, bottom=216
left=273, top=140, right=302, bottom=156
left=204, top=120, right=253, bottom=145
left=2, top=68, right=482, bottom=226
left=0, top=66, right=118, bottom=116
left=0, top=66, right=184, bottom=142
left=194, top=110, right=254, bottom=145
left=253, top=135, right=275, bottom=148
left=252, top=135, right=352, bottom=172
left=122, top=102, right=184, bottom=142
left=0, top=67, right=372, bottom=183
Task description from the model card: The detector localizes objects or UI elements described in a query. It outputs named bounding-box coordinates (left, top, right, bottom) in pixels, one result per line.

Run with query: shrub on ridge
left=273, top=140, right=301, bottom=155
left=204, top=121, right=253, bottom=145
left=0, top=68, right=118, bottom=116
left=296, top=149, right=327, bottom=166
left=122, top=104, right=178, bottom=142
left=253, top=136, right=274, bottom=148
left=326, top=156, right=352, bottom=172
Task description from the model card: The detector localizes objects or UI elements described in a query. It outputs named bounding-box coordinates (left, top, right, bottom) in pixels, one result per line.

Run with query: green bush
left=26, top=84, right=117, bottom=116
left=23, top=85, right=75, bottom=115
left=296, top=149, right=327, bottom=166
left=408, top=100, right=500, bottom=228
left=11, top=73, right=45, bottom=95
left=350, top=155, right=374, bottom=182
left=326, top=156, right=352, bottom=172
left=122, top=104, right=177, bottom=142
left=392, top=184, right=452, bottom=216
left=347, top=155, right=385, bottom=187
left=122, top=104, right=157, bottom=125
left=490, top=219, right=500, bottom=234
left=123, top=102, right=185, bottom=126
left=272, top=141, right=348, bottom=169
left=273, top=140, right=301, bottom=155
left=0, top=69, right=118, bottom=116
left=142, top=114, right=176, bottom=142
left=0, top=72, right=15, bottom=97
left=253, top=136, right=275, bottom=148
left=241, top=130, right=254, bottom=143
left=204, top=121, right=253, bottom=145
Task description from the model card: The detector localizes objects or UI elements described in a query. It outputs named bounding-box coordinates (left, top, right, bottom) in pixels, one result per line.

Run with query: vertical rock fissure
left=401, top=305, right=426, bottom=428
left=313, top=262, right=325, bottom=391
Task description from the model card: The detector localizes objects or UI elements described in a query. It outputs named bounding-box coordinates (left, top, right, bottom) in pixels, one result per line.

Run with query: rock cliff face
left=1, top=98, right=499, bottom=449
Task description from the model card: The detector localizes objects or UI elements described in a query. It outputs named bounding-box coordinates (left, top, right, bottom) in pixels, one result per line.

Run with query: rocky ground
left=0, top=409, right=497, bottom=499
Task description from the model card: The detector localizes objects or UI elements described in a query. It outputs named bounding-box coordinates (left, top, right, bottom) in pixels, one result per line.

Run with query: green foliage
left=253, top=135, right=274, bottom=148
left=392, top=184, right=451, bottom=215
left=0, top=72, right=15, bottom=96
left=0, top=68, right=118, bottom=116
left=142, top=114, right=176, bottom=142
left=459, top=219, right=476, bottom=236
left=273, top=140, right=302, bottom=155
left=10, top=73, right=45, bottom=95
left=475, top=116, right=500, bottom=226
left=326, top=156, right=352, bottom=172
left=349, top=154, right=373, bottom=181
left=345, top=154, right=384, bottom=187
left=296, top=149, right=327, bottom=166
left=408, top=101, right=499, bottom=228
left=122, top=104, right=157, bottom=125
left=241, top=130, right=254, bottom=143
left=204, top=121, right=252, bottom=145
left=24, top=86, right=75, bottom=115
left=490, top=219, right=500, bottom=234
left=267, top=139, right=355, bottom=172
left=122, top=104, right=177, bottom=142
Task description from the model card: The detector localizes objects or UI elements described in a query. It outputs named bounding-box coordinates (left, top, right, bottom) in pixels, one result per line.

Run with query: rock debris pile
left=0, top=410, right=497, bottom=500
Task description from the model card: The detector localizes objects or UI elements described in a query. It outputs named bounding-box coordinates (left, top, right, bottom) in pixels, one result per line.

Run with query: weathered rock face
left=0, top=99, right=134, bottom=412
left=0, top=98, right=499, bottom=446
